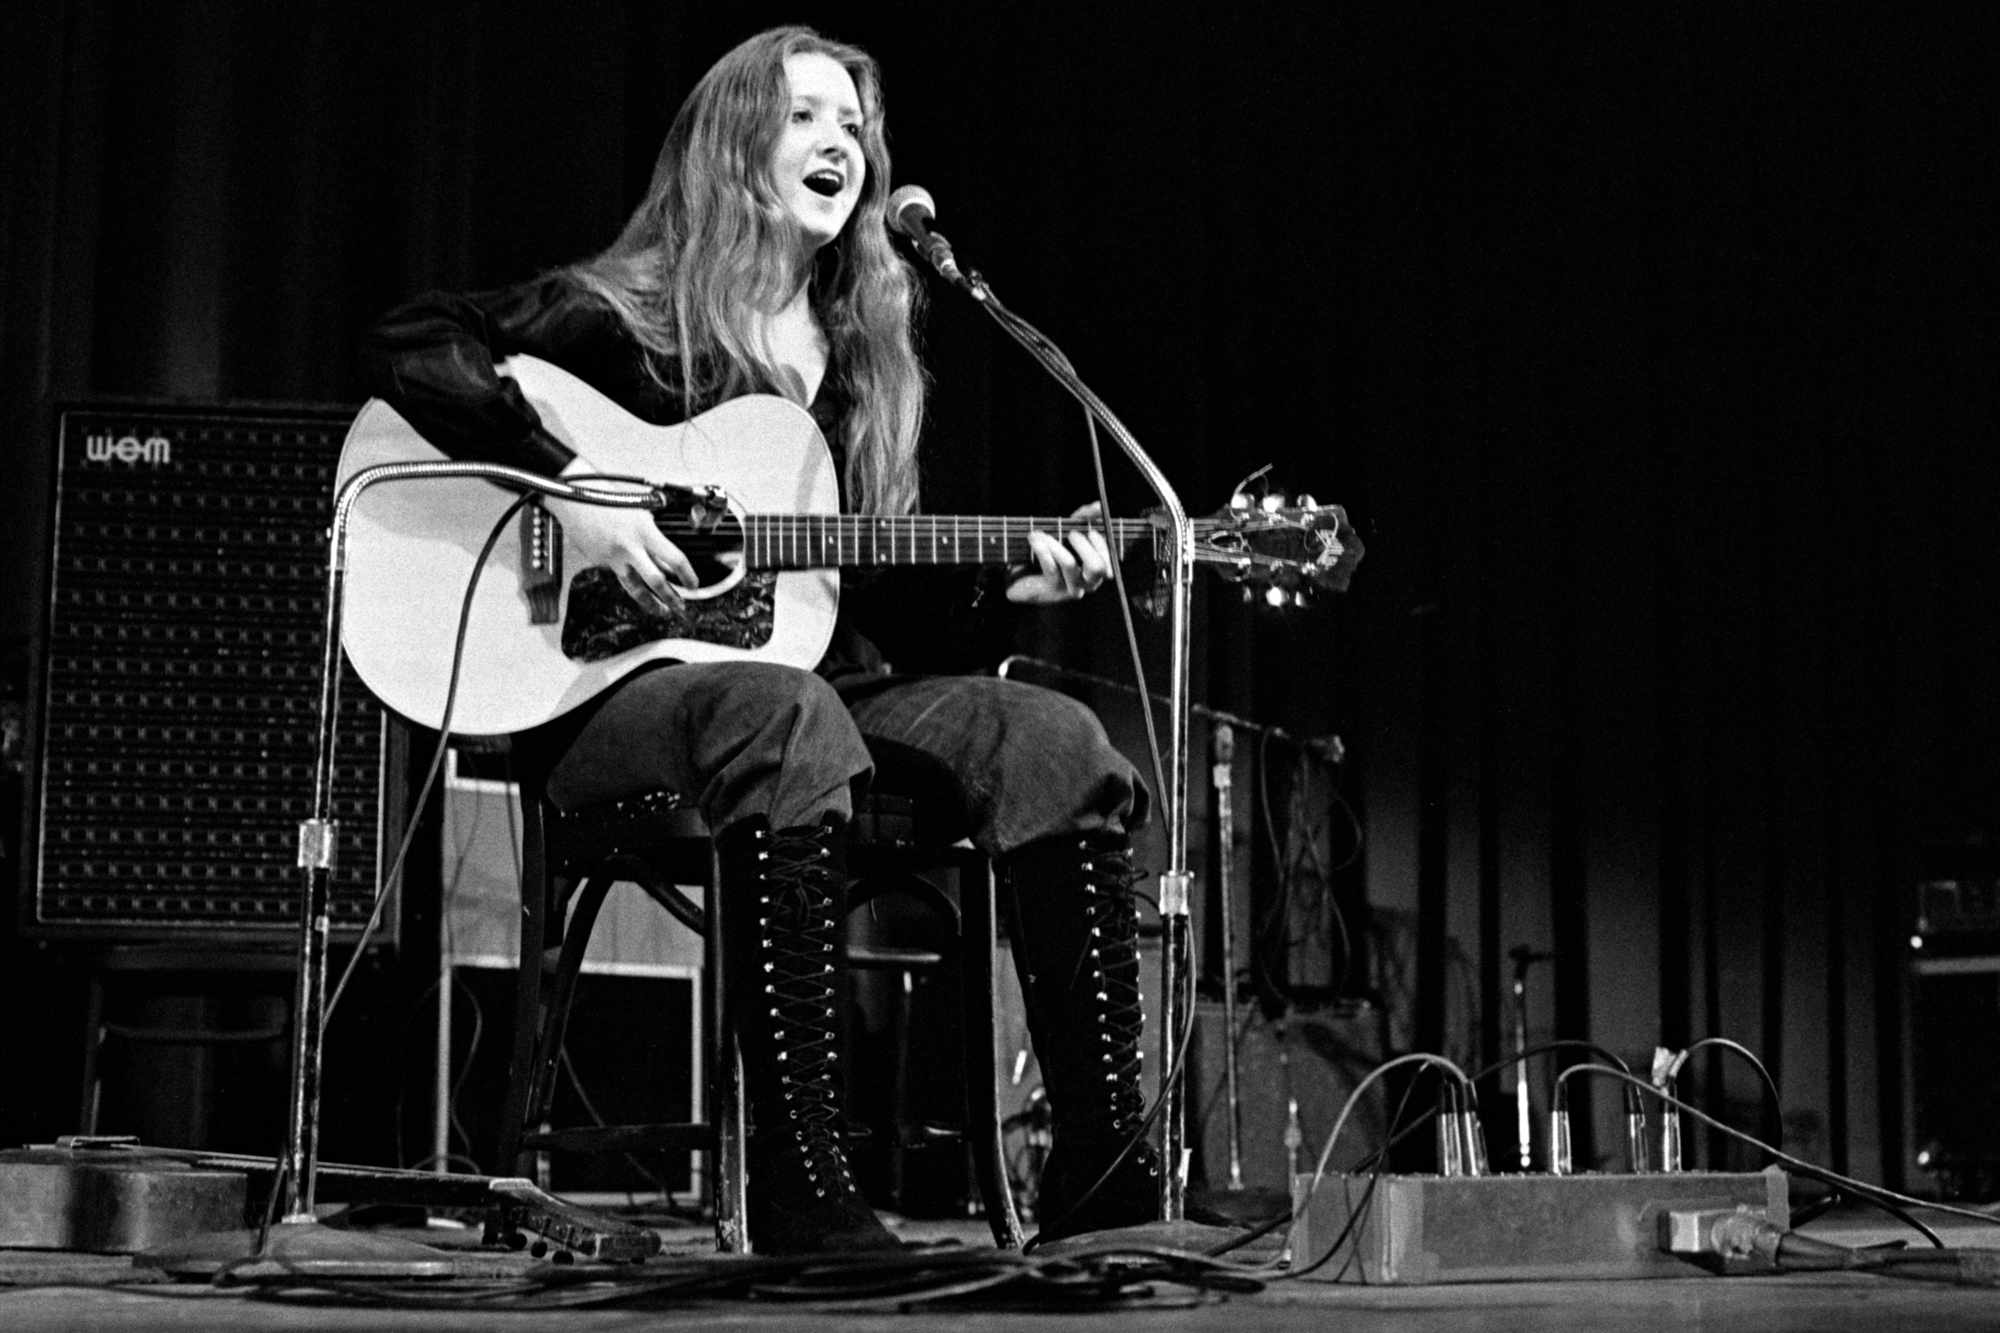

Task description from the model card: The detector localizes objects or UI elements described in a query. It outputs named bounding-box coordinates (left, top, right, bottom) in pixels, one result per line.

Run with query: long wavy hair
left=569, top=26, right=924, bottom=515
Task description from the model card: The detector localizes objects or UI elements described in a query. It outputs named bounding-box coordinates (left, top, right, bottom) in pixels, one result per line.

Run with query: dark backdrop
left=5, top=2, right=1997, bottom=1185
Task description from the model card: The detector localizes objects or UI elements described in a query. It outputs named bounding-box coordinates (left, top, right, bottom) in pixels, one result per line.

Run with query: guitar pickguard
left=560, top=566, right=777, bottom=662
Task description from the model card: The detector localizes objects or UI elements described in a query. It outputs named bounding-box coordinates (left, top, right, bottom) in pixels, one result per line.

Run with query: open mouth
left=803, top=170, right=844, bottom=197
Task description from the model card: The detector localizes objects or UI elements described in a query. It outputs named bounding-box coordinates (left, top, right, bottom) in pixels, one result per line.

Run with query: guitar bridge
left=522, top=504, right=563, bottom=625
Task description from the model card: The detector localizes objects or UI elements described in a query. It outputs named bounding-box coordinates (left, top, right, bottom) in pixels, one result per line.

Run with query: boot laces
left=1076, top=839, right=1147, bottom=1130
left=755, top=825, right=851, bottom=1183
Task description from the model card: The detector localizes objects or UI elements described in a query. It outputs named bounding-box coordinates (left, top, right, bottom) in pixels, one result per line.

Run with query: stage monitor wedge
left=26, top=399, right=398, bottom=943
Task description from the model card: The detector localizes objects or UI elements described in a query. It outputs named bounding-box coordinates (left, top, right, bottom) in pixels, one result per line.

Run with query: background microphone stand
left=919, top=232, right=1201, bottom=1224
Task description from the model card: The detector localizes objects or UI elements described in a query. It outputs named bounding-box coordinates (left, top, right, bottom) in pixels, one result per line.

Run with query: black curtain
left=6, top=2, right=1997, bottom=1182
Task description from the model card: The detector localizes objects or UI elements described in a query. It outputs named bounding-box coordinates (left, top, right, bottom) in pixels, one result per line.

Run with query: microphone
left=886, top=184, right=966, bottom=286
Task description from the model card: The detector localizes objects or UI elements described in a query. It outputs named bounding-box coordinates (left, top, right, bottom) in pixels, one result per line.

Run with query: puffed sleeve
left=357, top=272, right=611, bottom=475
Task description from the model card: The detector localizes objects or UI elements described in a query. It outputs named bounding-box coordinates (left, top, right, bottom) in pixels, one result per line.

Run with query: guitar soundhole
left=559, top=566, right=777, bottom=662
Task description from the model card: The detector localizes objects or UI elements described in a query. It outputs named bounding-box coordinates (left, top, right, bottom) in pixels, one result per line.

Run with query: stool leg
left=963, top=860, right=1026, bottom=1249
left=497, top=806, right=552, bottom=1182
left=888, top=969, right=914, bottom=1210
left=708, top=845, right=749, bottom=1253
left=523, top=877, right=615, bottom=1133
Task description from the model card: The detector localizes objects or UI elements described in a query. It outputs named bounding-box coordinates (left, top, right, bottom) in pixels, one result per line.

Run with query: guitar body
left=337, top=356, right=839, bottom=735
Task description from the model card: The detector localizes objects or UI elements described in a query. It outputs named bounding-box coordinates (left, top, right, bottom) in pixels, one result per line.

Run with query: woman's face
left=772, top=52, right=867, bottom=250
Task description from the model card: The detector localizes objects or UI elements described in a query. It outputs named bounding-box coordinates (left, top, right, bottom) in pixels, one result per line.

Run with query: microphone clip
left=914, top=226, right=969, bottom=289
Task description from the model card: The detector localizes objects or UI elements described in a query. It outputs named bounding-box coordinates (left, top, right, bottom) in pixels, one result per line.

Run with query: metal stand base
left=137, top=1218, right=457, bottom=1279
left=1186, top=1183, right=1294, bottom=1228
left=1030, top=1216, right=1251, bottom=1258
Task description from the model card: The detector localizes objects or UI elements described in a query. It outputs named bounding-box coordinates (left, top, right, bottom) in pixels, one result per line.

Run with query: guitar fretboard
left=741, top=515, right=1161, bottom=571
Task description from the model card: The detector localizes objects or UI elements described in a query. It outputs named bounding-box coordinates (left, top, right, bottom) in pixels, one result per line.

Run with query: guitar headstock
left=1191, top=483, right=1363, bottom=608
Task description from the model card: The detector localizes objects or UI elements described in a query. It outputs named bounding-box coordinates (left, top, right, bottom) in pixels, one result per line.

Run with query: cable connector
left=1435, top=1081, right=1489, bottom=1176
left=1457, top=1109, right=1491, bottom=1177
left=1650, top=1046, right=1684, bottom=1173
left=1659, top=1204, right=1784, bottom=1269
left=1548, top=1108, right=1574, bottom=1176
left=1625, top=1105, right=1651, bottom=1175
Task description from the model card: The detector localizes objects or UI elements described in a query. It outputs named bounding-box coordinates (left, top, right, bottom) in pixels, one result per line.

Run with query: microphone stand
left=152, top=459, right=667, bottom=1275
left=1211, top=724, right=1244, bottom=1192
left=927, top=246, right=1199, bottom=1224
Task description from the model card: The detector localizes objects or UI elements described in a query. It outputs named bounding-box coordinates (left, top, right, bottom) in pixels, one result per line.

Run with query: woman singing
left=363, top=24, right=1157, bottom=1255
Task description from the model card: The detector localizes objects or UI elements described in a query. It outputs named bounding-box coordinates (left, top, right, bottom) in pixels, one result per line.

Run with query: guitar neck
left=742, top=514, right=1159, bottom=571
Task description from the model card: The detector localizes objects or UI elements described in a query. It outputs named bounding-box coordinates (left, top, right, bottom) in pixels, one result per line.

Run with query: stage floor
left=4, top=1205, right=1999, bottom=1331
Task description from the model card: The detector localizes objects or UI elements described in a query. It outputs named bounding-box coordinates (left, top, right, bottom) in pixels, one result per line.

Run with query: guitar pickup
left=521, top=504, right=563, bottom=625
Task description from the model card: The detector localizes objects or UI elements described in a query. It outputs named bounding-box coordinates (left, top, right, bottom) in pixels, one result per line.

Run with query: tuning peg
left=1230, top=491, right=1254, bottom=511
left=1260, top=492, right=1289, bottom=514
left=1296, top=493, right=1318, bottom=511
left=1264, top=585, right=1288, bottom=609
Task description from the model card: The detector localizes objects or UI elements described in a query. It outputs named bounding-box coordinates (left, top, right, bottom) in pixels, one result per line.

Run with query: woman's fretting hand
left=1007, top=501, right=1114, bottom=605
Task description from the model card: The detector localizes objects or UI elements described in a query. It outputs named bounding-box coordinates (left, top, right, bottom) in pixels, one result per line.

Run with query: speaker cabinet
left=1188, top=999, right=1387, bottom=1193
left=1904, top=850, right=2000, bottom=1197
left=26, top=401, right=396, bottom=942
left=1905, top=955, right=2000, bottom=1195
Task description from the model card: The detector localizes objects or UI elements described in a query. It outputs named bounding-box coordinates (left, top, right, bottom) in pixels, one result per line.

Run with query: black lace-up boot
left=718, top=814, right=899, bottom=1255
left=1003, top=829, right=1163, bottom=1243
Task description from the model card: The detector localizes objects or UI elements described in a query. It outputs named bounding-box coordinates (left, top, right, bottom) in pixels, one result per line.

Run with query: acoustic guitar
left=335, top=355, right=1356, bottom=735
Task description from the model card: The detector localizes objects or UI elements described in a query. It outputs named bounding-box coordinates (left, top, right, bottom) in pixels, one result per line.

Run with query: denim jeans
left=543, top=662, right=1147, bottom=857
